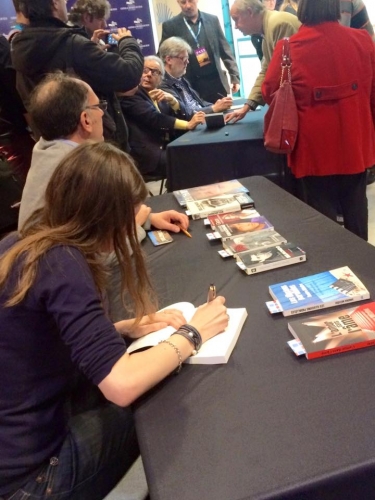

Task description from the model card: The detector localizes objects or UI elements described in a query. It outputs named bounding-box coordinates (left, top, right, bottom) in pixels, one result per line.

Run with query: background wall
left=151, top=0, right=224, bottom=46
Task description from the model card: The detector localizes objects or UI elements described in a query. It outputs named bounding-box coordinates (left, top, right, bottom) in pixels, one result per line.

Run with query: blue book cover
left=267, top=266, right=370, bottom=317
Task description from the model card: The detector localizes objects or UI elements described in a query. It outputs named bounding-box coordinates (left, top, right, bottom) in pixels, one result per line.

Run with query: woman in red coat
left=262, top=0, right=375, bottom=240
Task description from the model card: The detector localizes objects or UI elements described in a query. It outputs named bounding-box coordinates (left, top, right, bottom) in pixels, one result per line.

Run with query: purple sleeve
left=33, top=246, right=127, bottom=385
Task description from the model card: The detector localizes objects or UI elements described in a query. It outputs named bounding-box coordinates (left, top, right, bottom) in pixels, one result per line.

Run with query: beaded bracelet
left=159, top=339, right=182, bottom=374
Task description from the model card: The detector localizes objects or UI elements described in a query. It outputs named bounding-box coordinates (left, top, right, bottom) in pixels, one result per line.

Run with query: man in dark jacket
left=158, top=36, right=233, bottom=121
left=159, top=0, right=240, bottom=103
left=120, top=55, right=205, bottom=176
left=11, top=0, right=143, bottom=152
left=0, top=35, right=33, bottom=181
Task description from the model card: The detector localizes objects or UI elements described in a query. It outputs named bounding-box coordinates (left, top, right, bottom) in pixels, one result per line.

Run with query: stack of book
left=173, top=180, right=253, bottom=219
left=173, top=180, right=306, bottom=275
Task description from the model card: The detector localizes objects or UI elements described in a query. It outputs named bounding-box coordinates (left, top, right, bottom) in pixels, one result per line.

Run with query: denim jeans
left=4, top=404, right=139, bottom=500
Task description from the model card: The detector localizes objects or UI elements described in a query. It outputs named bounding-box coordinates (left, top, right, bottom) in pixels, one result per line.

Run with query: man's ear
left=80, top=110, right=92, bottom=133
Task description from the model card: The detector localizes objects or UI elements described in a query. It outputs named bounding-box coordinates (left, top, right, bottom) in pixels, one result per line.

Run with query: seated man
left=119, top=55, right=205, bottom=176
left=158, top=37, right=233, bottom=120
left=20, top=73, right=189, bottom=319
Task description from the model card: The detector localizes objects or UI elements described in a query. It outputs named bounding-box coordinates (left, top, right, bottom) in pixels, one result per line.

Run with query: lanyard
left=183, top=17, right=201, bottom=48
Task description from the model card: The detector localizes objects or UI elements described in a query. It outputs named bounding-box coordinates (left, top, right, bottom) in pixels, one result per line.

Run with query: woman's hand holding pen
left=188, top=296, right=228, bottom=343
left=149, top=210, right=189, bottom=233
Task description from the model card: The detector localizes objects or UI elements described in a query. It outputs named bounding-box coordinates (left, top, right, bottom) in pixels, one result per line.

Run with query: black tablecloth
left=166, top=107, right=288, bottom=191
left=134, top=177, right=375, bottom=500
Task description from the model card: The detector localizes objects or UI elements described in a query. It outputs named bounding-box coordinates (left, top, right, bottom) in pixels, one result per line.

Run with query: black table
left=135, top=177, right=375, bottom=500
left=166, top=107, right=288, bottom=191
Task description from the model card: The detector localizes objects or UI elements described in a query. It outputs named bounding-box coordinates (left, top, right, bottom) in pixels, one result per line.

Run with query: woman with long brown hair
left=0, top=141, right=228, bottom=499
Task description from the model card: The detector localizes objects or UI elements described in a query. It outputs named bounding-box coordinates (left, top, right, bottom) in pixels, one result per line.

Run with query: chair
left=142, top=173, right=166, bottom=196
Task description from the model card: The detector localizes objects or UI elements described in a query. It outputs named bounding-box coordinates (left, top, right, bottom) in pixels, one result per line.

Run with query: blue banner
left=0, top=0, right=155, bottom=54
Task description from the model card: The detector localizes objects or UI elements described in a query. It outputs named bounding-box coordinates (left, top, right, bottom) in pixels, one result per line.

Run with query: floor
left=105, top=179, right=375, bottom=500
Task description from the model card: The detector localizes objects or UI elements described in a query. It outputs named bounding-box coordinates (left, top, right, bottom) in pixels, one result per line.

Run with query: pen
left=175, top=222, right=192, bottom=238
left=207, top=284, right=216, bottom=303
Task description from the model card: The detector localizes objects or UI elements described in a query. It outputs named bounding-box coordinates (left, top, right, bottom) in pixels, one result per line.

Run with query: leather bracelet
left=173, top=324, right=202, bottom=353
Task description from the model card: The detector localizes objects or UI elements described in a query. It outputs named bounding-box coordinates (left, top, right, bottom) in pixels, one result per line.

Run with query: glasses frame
left=171, top=55, right=189, bottom=64
left=85, top=100, right=108, bottom=112
left=142, top=67, right=162, bottom=77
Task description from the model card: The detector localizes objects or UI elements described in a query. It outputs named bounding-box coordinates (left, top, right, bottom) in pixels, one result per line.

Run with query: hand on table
left=224, top=105, right=249, bottom=124
left=189, top=296, right=228, bottom=343
left=212, top=97, right=233, bottom=113
left=115, top=309, right=187, bottom=338
left=149, top=210, right=189, bottom=233
left=187, top=111, right=205, bottom=130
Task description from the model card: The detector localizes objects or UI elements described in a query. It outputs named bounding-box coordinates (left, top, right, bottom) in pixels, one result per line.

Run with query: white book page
left=126, top=303, right=195, bottom=354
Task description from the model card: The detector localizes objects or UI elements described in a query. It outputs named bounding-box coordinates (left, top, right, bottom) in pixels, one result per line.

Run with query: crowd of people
left=0, top=0, right=374, bottom=498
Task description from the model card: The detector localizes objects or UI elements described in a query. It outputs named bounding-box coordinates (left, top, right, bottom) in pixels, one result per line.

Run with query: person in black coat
left=11, top=0, right=143, bottom=153
left=119, top=55, right=205, bottom=176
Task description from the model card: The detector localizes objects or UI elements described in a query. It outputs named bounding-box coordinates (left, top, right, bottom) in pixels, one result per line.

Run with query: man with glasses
left=11, top=0, right=143, bottom=153
left=225, top=0, right=300, bottom=124
left=159, top=0, right=240, bottom=103
left=119, top=55, right=205, bottom=177
left=158, top=37, right=233, bottom=120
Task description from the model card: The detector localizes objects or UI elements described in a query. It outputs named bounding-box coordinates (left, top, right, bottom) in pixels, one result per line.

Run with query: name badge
left=194, top=47, right=211, bottom=67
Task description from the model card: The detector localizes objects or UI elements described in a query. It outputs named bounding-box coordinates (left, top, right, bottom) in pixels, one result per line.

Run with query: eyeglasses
left=85, top=100, right=107, bottom=112
left=142, top=67, right=162, bottom=76
left=171, top=55, right=189, bottom=64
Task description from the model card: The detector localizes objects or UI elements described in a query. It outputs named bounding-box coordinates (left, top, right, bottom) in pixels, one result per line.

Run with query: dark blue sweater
left=0, top=235, right=127, bottom=493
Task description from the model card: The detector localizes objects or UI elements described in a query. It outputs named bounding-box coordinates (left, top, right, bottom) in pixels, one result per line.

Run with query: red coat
left=262, top=22, right=375, bottom=178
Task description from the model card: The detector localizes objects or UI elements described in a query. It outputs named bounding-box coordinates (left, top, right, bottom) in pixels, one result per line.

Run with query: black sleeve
left=71, top=35, right=144, bottom=94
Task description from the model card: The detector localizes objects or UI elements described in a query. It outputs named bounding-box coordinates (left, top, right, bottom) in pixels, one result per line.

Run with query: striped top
left=340, top=0, right=374, bottom=38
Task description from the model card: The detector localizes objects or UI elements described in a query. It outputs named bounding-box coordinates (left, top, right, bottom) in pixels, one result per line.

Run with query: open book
left=127, top=302, right=248, bottom=364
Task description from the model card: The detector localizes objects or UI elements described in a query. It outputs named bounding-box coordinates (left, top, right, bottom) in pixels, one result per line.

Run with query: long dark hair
left=0, top=142, right=156, bottom=320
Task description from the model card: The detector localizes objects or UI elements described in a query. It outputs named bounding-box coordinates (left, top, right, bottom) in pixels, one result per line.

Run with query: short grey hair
left=144, top=55, right=165, bottom=77
left=159, top=37, right=192, bottom=62
left=233, top=0, right=265, bottom=14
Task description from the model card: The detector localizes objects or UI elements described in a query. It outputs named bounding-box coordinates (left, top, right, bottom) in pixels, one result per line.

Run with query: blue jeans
left=4, top=404, right=139, bottom=500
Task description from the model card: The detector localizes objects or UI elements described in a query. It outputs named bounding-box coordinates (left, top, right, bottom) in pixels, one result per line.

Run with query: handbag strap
left=280, top=37, right=292, bottom=86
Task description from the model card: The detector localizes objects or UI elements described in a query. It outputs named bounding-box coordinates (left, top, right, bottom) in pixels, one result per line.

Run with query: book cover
left=268, top=266, right=370, bottom=317
left=209, top=215, right=272, bottom=242
left=207, top=209, right=260, bottom=229
left=126, top=302, right=248, bottom=364
left=236, top=242, right=306, bottom=275
left=287, top=302, right=375, bottom=359
left=222, top=229, right=285, bottom=255
left=173, top=180, right=249, bottom=207
left=186, top=193, right=255, bottom=220
left=148, top=230, right=173, bottom=246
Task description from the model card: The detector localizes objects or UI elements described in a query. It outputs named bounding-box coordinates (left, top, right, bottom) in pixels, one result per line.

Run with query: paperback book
left=173, top=179, right=249, bottom=207
left=236, top=242, right=306, bottom=275
left=267, top=266, right=370, bottom=317
left=207, top=215, right=273, bottom=242
left=126, top=302, right=248, bottom=364
left=207, top=209, right=260, bottom=230
left=287, top=302, right=375, bottom=359
left=186, top=193, right=255, bottom=220
left=223, top=229, right=286, bottom=255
